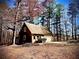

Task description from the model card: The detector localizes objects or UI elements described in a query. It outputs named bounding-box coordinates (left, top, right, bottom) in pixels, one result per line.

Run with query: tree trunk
left=54, top=22, right=56, bottom=41
left=59, top=18, right=61, bottom=41
left=71, top=15, right=74, bottom=40
left=74, top=15, right=77, bottom=40
left=56, top=16, right=59, bottom=41
left=64, top=21, right=68, bottom=41
left=0, top=17, right=3, bottom=43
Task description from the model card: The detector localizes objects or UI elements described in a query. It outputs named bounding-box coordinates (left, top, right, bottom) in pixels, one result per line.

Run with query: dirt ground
left=0, top=44, right=79, bottom=59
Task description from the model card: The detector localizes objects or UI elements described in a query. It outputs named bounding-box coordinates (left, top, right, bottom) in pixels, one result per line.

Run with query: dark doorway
left=16, top=24, right=32, bottom=45
left=17, top=32, right=32, bottom=45
left=26, top=34, right=31, bottom=43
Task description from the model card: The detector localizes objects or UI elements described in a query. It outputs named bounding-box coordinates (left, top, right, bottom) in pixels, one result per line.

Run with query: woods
left=0, top=0, right=79, bottom=45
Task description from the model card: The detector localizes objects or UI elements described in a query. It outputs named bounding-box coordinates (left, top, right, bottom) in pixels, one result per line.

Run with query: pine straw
left=0, top=44, right=79, bottom=59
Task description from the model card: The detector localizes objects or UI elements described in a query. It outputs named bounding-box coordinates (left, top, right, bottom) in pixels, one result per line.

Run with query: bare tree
left=0, top=17, right=3, bottom=43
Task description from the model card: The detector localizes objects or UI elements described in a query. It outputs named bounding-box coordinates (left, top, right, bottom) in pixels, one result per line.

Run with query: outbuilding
left=17, top=22, right=53, bottom=44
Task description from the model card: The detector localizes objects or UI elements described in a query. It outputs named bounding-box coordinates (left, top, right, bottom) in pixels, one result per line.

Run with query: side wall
left=32, top=35, right=53, bottom=43
left=41, top=35, right=53, bottom=43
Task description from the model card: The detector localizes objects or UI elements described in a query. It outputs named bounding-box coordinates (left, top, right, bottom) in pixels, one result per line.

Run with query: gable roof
left=24, top=22, right=51, bottom=35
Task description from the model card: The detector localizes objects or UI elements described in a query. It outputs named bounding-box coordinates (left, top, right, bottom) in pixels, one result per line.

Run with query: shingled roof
left=24, top=22, right=51, bottom=35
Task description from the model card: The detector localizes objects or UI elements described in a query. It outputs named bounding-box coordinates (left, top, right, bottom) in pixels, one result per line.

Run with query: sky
left=56, top=0, right=69, bottom=7
left=0, top=0, right=70, bottom=10
left=7, top=0, right=16, bottom=8
left=6, top=0, right=69, bottom=8
left=0, top=0, right=70, bottom=9
left=0, top=0, right=16, bottom=8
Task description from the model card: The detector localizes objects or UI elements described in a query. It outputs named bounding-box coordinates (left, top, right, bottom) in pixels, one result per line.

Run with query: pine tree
left=68, top=0, right=79, bottom=40
left=55, top=4, right=63, bottom=41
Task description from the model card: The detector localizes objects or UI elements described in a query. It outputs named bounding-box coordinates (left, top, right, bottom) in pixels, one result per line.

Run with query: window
left=23, top=27, right=26, bottom=32
left=34, top=36, right=35, bottom=39
left=37, top=36, right=41, bottom=39
left=37, top=36, right=39, bottom=38
left=23, top=35, right=26, bottom=41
